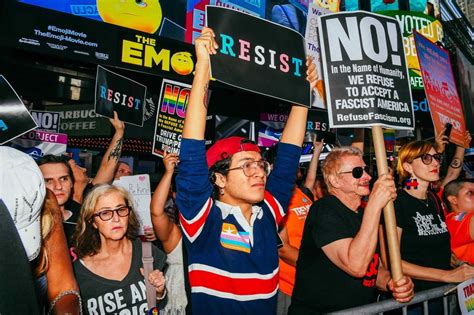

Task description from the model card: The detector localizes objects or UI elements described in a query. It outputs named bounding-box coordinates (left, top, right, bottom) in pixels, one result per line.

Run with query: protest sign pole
left=372, top=125, right=403, bottom=281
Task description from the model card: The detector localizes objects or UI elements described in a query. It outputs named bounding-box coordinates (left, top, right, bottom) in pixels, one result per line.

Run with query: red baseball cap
left=206, top=136, right=260, bottom=168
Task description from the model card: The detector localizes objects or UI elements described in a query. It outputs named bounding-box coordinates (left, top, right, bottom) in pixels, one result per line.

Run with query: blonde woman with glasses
left=72, top=184, right=167, bottom=314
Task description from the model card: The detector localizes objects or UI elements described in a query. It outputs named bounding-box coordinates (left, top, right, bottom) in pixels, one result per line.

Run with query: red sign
left=415, top=32, right=466, bottom=147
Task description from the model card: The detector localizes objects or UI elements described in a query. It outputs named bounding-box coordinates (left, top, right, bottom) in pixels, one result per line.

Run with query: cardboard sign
left=113, top=174, right=152, bottom=234
left=31, top=110, right=61, bottom=133
left=0, top=75, right=38, bottom=145
left=152, top=79, right=212, bottom=157
left=95, top=65, right=147, bottom=126
left=457, top=278, right=474, bottom=314
left=304, top=2, right=332, bottom=109
left=206, top=6, right=310, bottom=107
left=414, top=32, right=466, bottom=147
left=11, top=130, right=68, bottom=160
left=319, top=11, right=414, bottom=130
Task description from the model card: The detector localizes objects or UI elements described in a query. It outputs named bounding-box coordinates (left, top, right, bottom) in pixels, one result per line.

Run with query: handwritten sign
left=113, top=174, right=152, bottom=234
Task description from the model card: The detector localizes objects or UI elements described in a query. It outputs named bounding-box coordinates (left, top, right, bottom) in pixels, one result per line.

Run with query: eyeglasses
left=227, top=160, right=271, bottom=177
left=415, top=153, right=443, bottom=165
left=338, top=166, right=370, bottom=179
left=93, top=206, right=131, bottom=221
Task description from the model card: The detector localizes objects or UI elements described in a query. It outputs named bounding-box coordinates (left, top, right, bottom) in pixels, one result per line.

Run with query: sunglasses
left=415, top=153, right=443, bottom=165
left=339, top=166, right=370, bottom=179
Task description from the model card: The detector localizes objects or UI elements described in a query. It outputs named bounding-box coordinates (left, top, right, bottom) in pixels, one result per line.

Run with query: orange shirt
left=279, top=187, right=313, bottom=296
left=446, top=211, right=474, bottom=264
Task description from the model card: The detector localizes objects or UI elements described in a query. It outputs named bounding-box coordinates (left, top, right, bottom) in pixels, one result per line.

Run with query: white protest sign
left=318, top=11, right=414, bottom=130
left=113, top=174, right=152, bottom=234
left=11, top=130, right=67, bottom=160
left=458, top=278, right=474, bottom=314
left=304, top=2, right=332, bottom=109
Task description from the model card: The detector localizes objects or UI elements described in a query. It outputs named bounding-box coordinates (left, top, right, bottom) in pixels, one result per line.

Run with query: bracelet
left=48, top=289, right=83, bottom=315
left=156, top=288, right=167, bottom=301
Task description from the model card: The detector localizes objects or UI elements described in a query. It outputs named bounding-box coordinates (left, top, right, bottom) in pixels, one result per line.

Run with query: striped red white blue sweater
left=176, top=139, right=300, bottom=315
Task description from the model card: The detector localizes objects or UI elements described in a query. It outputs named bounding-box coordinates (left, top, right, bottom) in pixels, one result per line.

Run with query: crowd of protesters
left=1, top=27, right=474, bottom=315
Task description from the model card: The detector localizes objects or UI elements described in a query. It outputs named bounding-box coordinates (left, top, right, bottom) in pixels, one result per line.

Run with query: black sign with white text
left=95, top=66, right=147, bottom=127
left=206, top=6, right=310, bottom=107
left=31, top=110, right=60, bottom=133
left=0, top=75, right=38, bottom=145
left=318, top=11, right=414, bottom=130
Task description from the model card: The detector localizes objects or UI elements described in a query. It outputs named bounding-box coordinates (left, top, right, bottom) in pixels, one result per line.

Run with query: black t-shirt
left=63, top=200, right=81, bottom=247
left=74, top=239, right=167, bottom=314
left=395, top=190, right=451, bottom=292
left=290, top=196, right=379, bottom=313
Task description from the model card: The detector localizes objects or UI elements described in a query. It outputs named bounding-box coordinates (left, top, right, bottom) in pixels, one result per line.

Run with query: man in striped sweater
left=176, top=27, right=316, bottom=314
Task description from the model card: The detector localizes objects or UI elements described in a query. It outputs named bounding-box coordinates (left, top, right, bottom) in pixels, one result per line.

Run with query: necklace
left=415, top=197, right=429, bottom=207
left=405, top=190, right=430, bottom=207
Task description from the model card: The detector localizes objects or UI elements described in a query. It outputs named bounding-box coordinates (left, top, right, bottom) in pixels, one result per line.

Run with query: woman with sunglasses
left=72, top=184, right=167, bottom=314
left=395, top=141, right=474, bottom=312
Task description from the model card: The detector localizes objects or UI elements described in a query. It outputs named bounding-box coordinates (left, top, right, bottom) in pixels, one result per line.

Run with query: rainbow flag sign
left=152, top=79, right=213, bottom=157
left=220, top=223, right=251, bottom=253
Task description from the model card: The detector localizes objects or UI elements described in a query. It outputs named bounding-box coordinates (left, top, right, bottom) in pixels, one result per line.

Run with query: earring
left=219, top=188, right=224, bottom=195
left=405, top=177, right=418, bottom=190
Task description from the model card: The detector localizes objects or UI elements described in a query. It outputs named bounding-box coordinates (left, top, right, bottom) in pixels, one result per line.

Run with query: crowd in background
left=1, top=27, right=474, bottom=315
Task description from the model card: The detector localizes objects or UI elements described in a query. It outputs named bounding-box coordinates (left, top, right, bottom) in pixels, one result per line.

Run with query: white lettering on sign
left=325, top=16, right=401, bottom=66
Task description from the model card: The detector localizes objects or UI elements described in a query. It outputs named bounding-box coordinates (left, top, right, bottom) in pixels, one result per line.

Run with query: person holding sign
left=72, top=184, right=167, bottom=314
left=394, top=141, right=474, bottom=312
left=289, top=147, right=414, bottom=313
left=150, top=150, right=188, bottom=314
left=175, top=26, right=317, bottom=314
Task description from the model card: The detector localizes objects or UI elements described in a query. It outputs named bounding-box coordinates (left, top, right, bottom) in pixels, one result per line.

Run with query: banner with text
left=258, top=109, right=334, bottom=147
left=31, top=110, right=61, bottom=133
left=2, top=2, right=196, bottom=81
left=415, top=32, right=466, bottom=147
left=379, top=11, right=443, bottom=90
left=304, top=2, right=333, bottom=109
left=0, top=75, right=38, bottom=145
left=206, top=6, right=310, bottom=107
left=152, top=79, right=212, bottom=157
left=11, top=130, right=67, bottom=160
left=45, top=103, right=112, bottom=137
left=319, top=11, right=414, bottom=130
left=258, top=108, right=334, bottom=162
left=95, top=66, right=146, bottom=127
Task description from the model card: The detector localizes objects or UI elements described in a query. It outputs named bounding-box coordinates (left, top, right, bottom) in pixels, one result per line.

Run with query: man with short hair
left=444, top=179, right=474, bottom=264
left=37, top=155, right=76, bottom=221
left=37, top=112, right=124, bottom=244
left=290, top=147, right=414, bottom=313
left=176, top=27, right=317, bottom=314
left=114, top=160, right=132, bottom=180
